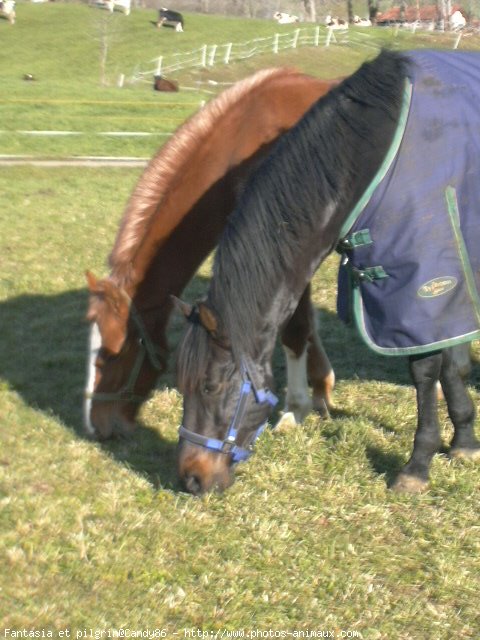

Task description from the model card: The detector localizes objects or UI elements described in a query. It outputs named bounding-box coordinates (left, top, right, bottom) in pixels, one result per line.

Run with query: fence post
left=273, top=32, right=279, bottom=54
left=208, top=44, right=217, bottom=66
left=224, top=42, right=233, bottom=64
left=155, top=56, right=162, bottom=76
left=314, top=25, right=320, bottom=46
left=453, top=32, right=462, bottom=49
left=200, top=44, right=208, bottom=67
left=325, top=26, right=336, bottom=47
left=292, top=28, right=300, bottom=48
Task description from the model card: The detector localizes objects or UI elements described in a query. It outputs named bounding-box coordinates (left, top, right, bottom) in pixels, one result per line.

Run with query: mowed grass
left=2, top=5, right=480, bottom=636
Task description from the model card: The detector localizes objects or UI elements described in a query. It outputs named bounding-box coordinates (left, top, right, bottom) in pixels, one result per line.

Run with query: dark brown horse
left=176, top=50, right=480, bottom=495
left=85, top=68, right=337, bottom=440
left=153, top=75, right=179, bottom=92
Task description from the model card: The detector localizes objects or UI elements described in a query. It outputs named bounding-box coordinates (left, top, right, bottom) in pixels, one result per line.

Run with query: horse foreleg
left=279, top=284, right=334, bottom=425
left=392, top=352, right=443, bottom=493
left=280, top=345, right=311, bottom=426
left=441, top=345, right=480, bottom=460
left=307, top=323, right=335, bottom=418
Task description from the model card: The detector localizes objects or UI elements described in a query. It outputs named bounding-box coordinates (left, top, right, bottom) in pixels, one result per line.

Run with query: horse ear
left=86, top=270, right=99, bottom=292
left=198, top=303, right=218, bottom=334
left=171, top=295, right=193, bottom=319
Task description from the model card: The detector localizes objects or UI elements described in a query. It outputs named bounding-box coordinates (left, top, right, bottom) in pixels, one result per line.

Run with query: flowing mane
left=178, top=50, right=408, bottom=389
left=109, top=67, right=304, bottom=284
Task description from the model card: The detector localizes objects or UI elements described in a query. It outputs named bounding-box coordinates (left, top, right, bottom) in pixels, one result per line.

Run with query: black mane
left=178, top=50, right=409, bottom=389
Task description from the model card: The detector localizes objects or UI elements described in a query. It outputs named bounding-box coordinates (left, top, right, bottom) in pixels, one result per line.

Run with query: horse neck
left=111, top=72, right=335, bottom=343
left=121, top=73, right=334, bottom=286
left=212, top=63, right=405, bottom=365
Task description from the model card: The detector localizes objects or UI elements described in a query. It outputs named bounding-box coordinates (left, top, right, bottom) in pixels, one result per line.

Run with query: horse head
left=84, top=271, right=165, bottom=439
left=174, top=298, right=277, bottom=495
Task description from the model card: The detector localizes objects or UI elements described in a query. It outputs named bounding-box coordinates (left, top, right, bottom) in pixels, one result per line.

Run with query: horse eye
left=202, top=382, right=221, bottom=396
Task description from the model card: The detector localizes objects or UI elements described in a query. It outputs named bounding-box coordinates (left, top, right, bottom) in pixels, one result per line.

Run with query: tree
left=437, top=0, right=452, bottom=29
left=302, top=0, right=316, bottom=22
left=367, top=0, right=379, bottom=23
left=347, top=0, right=353, bottom=23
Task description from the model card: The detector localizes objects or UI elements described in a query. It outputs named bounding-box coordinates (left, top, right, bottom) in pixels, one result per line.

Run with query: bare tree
left=367, top=0, right=378, bottom=23
left=91, top=12, right=125, bottom=86
left=302, top=0, right=316, bottom=22
left=346, top=0, right=353, bottom=23
left=437, top=0, right=452, bottom=29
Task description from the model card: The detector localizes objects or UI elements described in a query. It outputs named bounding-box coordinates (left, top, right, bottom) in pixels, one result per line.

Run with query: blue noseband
left=179, top=359, right=278, bottom=464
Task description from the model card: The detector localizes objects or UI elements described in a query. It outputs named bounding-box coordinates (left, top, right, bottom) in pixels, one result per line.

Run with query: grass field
left=1, top=4, right=480, bottom=637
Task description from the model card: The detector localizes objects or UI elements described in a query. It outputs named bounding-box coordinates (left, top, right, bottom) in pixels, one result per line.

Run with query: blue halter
left=179, top=358, right=278, bottom=464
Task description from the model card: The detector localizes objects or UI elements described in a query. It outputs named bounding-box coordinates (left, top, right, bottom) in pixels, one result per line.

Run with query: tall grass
left=1, top=6, right=480, bottom=636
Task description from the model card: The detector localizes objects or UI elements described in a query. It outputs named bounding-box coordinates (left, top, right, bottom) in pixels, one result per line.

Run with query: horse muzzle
left=177, top=440, right=234, bottom=495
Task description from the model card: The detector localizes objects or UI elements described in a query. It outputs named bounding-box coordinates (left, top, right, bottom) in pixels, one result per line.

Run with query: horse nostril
left=184, top=474, right=203, bottom=496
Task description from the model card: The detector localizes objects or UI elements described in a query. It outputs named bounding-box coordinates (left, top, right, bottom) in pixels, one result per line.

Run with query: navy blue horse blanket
left=337, top=50, right=480, bottom=355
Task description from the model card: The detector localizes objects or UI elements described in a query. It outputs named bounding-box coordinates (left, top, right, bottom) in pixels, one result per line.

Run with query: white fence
left=130, top=26, right=350, bottom=83
left=128, top=24, right=476, bottom=85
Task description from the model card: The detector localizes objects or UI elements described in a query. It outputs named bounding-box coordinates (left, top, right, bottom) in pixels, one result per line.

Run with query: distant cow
left=157, top=8, right=184, bottom=31
left=325, top=15, right=349, bottom=29
left=0, top=0, right=16, bottom=24
left=153, top=75, right=179, bottom=92
left=105, top=0, right=131, bottom=15
left=450, top=10, right=466, bottom=30
left=353, top=15, right=372, bottom=26
left=273, top=11, right=299, bottom=24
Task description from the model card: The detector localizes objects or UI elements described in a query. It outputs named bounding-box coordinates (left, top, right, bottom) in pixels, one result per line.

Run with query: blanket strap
left=351, top=266, right=389, bottom=284
left=337, top=228, right=372, bottom=252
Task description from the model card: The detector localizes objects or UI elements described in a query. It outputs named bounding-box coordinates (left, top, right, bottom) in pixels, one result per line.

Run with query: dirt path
left=0, top=156, right=149, bottom=167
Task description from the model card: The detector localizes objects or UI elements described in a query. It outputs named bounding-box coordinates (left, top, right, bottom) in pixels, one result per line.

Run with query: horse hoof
left=449, top=447, right=480, bottom=461
left=275, top=412, right=298, bottom=432
left=284, top=395, right=312, bottom=424
left=391, top=473, right=428, bottom=494
left=313, top=397, right=331, bottom=419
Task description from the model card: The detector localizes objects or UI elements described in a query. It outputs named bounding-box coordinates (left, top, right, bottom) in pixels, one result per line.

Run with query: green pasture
left=2, top=4, right=480, bottom=636
left=2, top=3, right=477, bottom=157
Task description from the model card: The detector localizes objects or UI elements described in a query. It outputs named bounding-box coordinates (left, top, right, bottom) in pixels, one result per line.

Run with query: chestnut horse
left=85, top=68, right=337, bottom=440
left=176, top=50, right=480, bottom=495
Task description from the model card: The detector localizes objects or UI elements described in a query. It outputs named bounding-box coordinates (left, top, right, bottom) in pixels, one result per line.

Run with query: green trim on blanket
left=350, top=185, right=480, bottom=356
left=351, top=285, right=480, bottom=356
left=445, top=186, right=480, bottom=327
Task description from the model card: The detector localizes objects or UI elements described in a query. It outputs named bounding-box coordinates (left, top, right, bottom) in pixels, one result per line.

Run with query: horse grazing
left=153, top=75, right=179, bottom=92
left=157, top=8, right=183, bottom=31
left=0, top=0, right=16, bottom=24
left=176, top=49, right=480, bottom=495
left=85, top=68, right=337, bottom=441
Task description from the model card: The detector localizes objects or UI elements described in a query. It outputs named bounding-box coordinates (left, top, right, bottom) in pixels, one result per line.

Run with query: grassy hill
left=2, top=3, right=477, bottom=157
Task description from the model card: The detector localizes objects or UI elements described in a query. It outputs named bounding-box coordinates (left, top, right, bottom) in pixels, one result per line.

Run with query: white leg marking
left=83, top=323, right=101, bottom=435
left=283, top=345, right=312, bottom=423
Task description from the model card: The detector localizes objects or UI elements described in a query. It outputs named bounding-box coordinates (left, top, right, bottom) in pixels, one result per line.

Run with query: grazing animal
left=105, top=0, right=131, bottom=15
left=353, top=15, right=372, bottom=26
left=176, top=50, right=480, bottom=496
left=157, top=7, right=183, bottom=31
left=325, top=15, right=349, bottom=29
left=85, top=68, right=337, bottom=440
left=450, top=10, right=466, bottom=30
left=0, top=0, right=16, bottom=24
left=273, top=11, right=299, bottom=24
left=153, top=75, right=179, bottom=92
